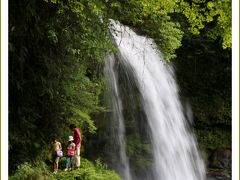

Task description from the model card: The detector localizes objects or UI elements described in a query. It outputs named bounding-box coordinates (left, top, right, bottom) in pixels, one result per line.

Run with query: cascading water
left=104, top=55, right=132, bottom=180
left=105, top=20, right=206, bottom=180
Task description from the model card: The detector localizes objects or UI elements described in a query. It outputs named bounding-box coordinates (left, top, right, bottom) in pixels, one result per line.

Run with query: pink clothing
left=73, top=128, right=81, bottom=148
left=66, top=142, right=75, bottom=156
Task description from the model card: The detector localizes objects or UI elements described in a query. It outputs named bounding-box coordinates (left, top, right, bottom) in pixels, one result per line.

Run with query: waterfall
left=105, top=20, right=206, bottom=180
left=104, top=55, right=132, bottom=180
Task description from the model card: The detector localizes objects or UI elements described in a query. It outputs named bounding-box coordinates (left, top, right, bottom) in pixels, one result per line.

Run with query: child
left=51, top=135, right=62, bottom=174
left=69, top=124, right=82, bottom=168
left=64, top=136, right=76, bottom=171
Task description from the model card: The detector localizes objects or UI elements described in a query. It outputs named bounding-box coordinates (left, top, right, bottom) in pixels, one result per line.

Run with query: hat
left=68, top=136, right=74, bottom=141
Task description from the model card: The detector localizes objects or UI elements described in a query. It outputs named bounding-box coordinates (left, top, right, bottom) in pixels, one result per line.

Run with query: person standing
left=51, top=135, right=62, bottom=174
left=69, top=124, right=82, bottom=168
left=64, top=136, right=75, bottom=171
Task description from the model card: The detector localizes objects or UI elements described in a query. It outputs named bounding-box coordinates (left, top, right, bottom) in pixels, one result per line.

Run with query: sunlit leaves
left=69, top=107, right=97, bottom=134
left=68, top=1, right=84, bottom=14
left=43, top=0, right=57, bottom=3
left=140, top=0, right=176, bottom=15
left=140, top=16, right=183, bottom=60
left=176, top=0, right=231, bottom=48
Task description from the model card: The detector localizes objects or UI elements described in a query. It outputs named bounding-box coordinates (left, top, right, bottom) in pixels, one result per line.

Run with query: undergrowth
left=9, top=158, right=120, bottom=180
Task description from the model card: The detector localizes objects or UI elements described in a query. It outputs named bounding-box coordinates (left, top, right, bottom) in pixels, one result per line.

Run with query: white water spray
left=106, top=21, right=206, bottom=180
left=104, top=55, right=132, bottom=180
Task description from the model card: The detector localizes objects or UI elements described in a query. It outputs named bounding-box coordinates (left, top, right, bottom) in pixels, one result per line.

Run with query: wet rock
left=211, top=148, right=231, bottom=169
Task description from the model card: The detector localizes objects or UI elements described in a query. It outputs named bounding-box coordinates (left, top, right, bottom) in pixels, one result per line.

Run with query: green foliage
left=174, top=32, right=231, bottom=126
left=204, top=0, right=232, bottom=49
left=9, top=162, right=54, bottom=180
left=139, top=16, right=184, bottom=60
left=174, top=30, right=231, bottom=150
left=69, top=107, right=97, bottom=134
left=196, top=129, right=231, bottom=149
left=9, top=0, right=113, bottom=172
left=175, top=0, right=232, bottom=48
left=9, top=159, right=120, bottom=180
left=55, top=158, right=121, bottom=180
left=105, top=0, right=231, bottom=59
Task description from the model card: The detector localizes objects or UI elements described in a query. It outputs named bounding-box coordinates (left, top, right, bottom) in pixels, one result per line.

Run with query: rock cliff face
left=211, top=148, right=231, bottom=169
left=206, top=147, right=231, bottom=180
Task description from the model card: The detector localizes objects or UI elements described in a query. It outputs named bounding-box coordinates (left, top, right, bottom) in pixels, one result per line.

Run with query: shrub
left=9, top=162, right=54, bottom=180
left=9, top=158, right=121, bottom=180
left=55, top=158, right=121, bottom=180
